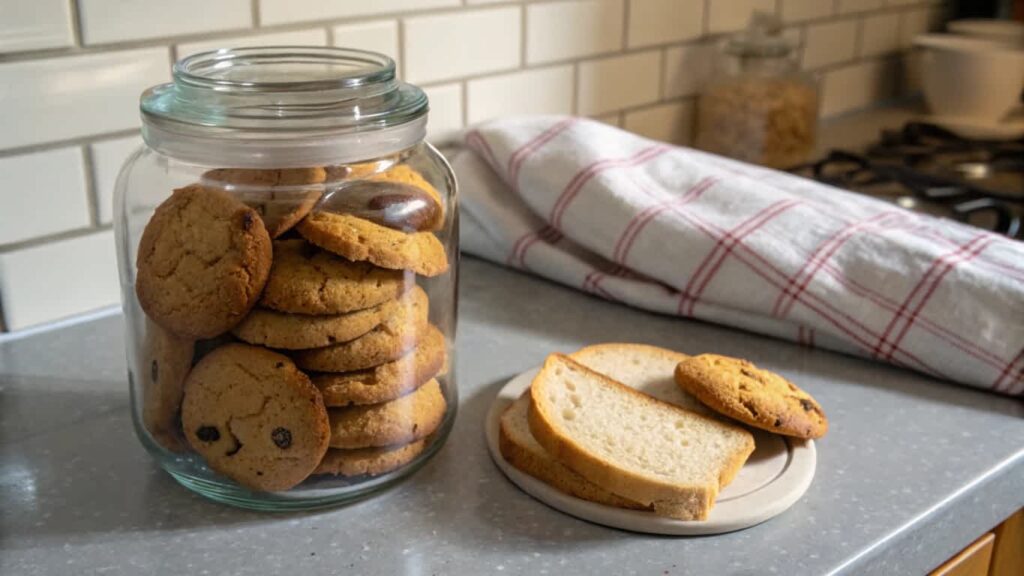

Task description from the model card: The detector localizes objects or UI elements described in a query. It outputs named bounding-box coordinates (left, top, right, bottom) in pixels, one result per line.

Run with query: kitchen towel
left=449, top=116, right=1024, bottom=395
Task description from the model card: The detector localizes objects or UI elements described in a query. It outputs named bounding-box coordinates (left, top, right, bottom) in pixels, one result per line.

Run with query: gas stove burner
left=794, top=132, right=1023, bottom=238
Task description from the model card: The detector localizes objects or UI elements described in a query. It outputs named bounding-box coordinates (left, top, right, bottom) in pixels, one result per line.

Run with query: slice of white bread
left=499, top=393, right=648, bottom=510
left=528, top=354, right=755, bottom=520
left=570, top=343, right=708, bottom=414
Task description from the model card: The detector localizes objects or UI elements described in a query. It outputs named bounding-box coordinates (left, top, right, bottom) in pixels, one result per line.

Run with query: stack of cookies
left=134, top=162, right=451, bottom=492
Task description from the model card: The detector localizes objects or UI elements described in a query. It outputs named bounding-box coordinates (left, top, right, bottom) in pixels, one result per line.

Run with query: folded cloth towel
left=449, top=116, right=1024, bottom=395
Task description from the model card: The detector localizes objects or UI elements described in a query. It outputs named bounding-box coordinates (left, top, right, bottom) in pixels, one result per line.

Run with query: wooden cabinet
left=929, top=509, right=1023, bottom=576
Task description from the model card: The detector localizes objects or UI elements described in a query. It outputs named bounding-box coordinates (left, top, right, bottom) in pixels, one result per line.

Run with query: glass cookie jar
left=114, top=47, right=458, bottom=510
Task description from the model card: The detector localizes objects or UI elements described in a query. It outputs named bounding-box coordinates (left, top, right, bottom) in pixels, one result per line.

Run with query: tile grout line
left=0, top=225, right=114, bottom=256
left=68, top=0, right=84, bottom=47
left=80, top=145, right=100, bottom=228
left=621, top=0, right=631, bottom=50
left=0, top=128, right=141, bottom=160
left=250, top=0, right=261, bottom=28
left=519, top=3, right=528, bottom=69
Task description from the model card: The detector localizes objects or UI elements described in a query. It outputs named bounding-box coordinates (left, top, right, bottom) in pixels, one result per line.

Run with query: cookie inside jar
left=120, top=47, right=457, bottom=509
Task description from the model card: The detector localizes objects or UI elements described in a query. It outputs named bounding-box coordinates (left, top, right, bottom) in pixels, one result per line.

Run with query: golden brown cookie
left=297, top=211, right=448, bottom=277
left=327, top=379, right=446, bottom=449
left=181, top=344, right=330, bottom=491
left=259, top=239, right=410, bottom=315
left=136, top=185, right=272, bottom=339
left=674, top=354, right=828, bottom=439
left=203, top=168, right=326, bottom=238
left=292, top=286, right=429, bottom=373
left=312, top=323, right=446, bottom=406
left=139, top=320, right=195, bottom=453
left=231, top=298, right=399, bottom=350
left=313, top=440, right=426, bottom=477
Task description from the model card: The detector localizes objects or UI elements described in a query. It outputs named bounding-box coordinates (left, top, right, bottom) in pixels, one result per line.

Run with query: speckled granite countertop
left=2, top=257, right=1022, bottom=576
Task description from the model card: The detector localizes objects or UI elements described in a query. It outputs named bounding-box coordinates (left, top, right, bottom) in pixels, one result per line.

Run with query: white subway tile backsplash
left=79, top=0, right=251, bottom=45
left=781, top=0, right=834, bottom=23
left=591, top=113, right=623, bottom=127
left=467, top=66, right=575, bottom=124
left=422, top=83, right=464, bottom=142
left=0, top=148, right=90, bottom=246
left=803, top=19, right=858, bottom=69
left=527, top=0, right=624, bottom=64
left=899, top=6, right=940, bottom=48
left=627, top=0, right=703, bottom=48
left=404, top=7, right=521, bottom=83
left=860, top=12, right=901, bottom=57
left=623, top=100, right=694, bottom=145
left=0, top=0, right=74, bottom=53
left=260, top=0, right=460, bottom=26
left=0, top=230, right=120, bottom=330
left=820, top=58, right=898, bottom=117
left=837, top=0, right=884, bottom=14
left=332, top=21, right=400, bottom=71
left=707, top=0, right=776, bottom=34
left=91, top=136, right=144, bottom=225
left=0, top=48, right=170, bottom=151
left=578, top=51, right=661, bottom=116
left=663, top=42, right=715, bottom=99
left=178, top=29, right=328, bottom=58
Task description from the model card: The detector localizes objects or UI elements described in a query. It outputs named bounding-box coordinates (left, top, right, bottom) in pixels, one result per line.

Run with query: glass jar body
left=695, top=53, right=819, bottom=169
left=114, top=48, right=458, bottom=510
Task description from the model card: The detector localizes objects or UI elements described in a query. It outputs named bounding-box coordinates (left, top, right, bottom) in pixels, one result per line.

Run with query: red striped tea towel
left=449, top=116, right=1024, bottom=395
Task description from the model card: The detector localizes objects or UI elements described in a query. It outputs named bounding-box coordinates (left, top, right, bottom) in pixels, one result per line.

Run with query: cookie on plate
left=136, top=184, right=272, bottom=338
left=674, top=354, right=828, bottom=439
left=259, top=239, right=410, bottom=315
left=139, top=320, right=195, bottom=453
left=297, top=211, right=448, bottom=277
left=327, top=379, right=446, bottom=449
left=312, top=323, right=446, bottom=406
left=202, top=168, right=326, bottom=239
left=181, top=344, right=330, bottom=491
left=314, top=440, right=426, bottom=477
left=231, top=298, right=399, bottom=350
left=292, top=286, right=429, bottom=373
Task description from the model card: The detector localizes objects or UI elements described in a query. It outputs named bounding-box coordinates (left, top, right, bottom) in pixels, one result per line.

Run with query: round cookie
left=313, top=440, right=426, bottom=477
left=259, top=239, right=410, bottom=315
left=292, top=286, right=429, bottom=373
left=231, top=298, right=398, bottom=350
left=327, top=379, right=446, bottom=449
left=674, top=354, right=828, bottom=439
left=367, top=165, right=445, bottom=230
left=136, top=185, right=272, bottom=338
left=312, top=323, right=446, bottom=406
left=297, top=211, right=449, bottom=277
left=139, top=320, right=195, bottom=453
left=203, top=168, right=326, bottom=239
left=181, top=344, right=330, bottom=491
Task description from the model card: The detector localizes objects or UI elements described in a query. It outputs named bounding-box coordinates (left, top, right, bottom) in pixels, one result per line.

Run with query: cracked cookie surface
left=314, top=440, right=426, bottom=477
left=136, top=184, right=272, bottom=338
left=312, top=323, right=446, bottom=406
left=674, top=354, right=828, bottom=439
left=292, top=286, right=429, bottom=373
left=259, top=239, right=409, bottom=315
left=327, top=379, right=446, bottom=449
left=202, top=168, right=326, bottom=238
left=232, top=297, right=399, bottom=350
left=181, top=343, right=330, bottom=491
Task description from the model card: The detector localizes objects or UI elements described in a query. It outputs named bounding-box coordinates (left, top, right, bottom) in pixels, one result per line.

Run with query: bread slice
left=499, top=392, right=648, bottom=510
left=528, top=354, right=755, bottom=520
left=570, top=343, right=708, bottom=414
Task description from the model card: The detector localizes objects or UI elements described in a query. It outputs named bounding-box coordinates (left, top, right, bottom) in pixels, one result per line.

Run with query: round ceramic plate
left=485, top=368, right=817, bottom=535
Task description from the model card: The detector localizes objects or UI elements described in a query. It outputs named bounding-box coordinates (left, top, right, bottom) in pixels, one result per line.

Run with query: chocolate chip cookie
left=136, top=185, right=272, bottom=338
left=367, top=165, right=445, bottom=230
left=181, top=343, right=330, bottom=491
left=203, top=168, right=327, bottom=238
left=139, top=320, right=195, bottom=453
left=312, top=323, right=446, bottom=406
left=232, top=297, right=399, bottom=350
left=292, top=286, right=429, bottom=373
left=313, top=440, right=426, bottom=477
left=259, top=239, right=410, bottom=315
left=327, top=379, right=446, bottom=449
left=674, top=354, right=828, bottom=439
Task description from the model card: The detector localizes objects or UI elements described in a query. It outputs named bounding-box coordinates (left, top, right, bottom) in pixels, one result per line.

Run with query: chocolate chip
left=150, top=360, right=159, bottom=384
left=241, top=211, right=255, bottom=231
left=271, top=427, right=292, bottom=449
left=740, top=399, right=759, bottom=418
left=196, top=426, right=220, bottom=442
left=225, top=440, right=243, bottom=456
left=275, top=362, right=284, bottom=369
left=319, top=180, right=439, bottom=232
left=799, top=398, right=815, bottom=412
left=774, top=418, right=782, bottom=427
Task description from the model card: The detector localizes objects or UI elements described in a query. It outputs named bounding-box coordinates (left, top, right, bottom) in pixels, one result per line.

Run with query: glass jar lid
left=140, top=47, right=429, bottom=167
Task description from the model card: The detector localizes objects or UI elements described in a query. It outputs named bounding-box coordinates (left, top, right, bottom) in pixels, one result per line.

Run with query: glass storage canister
left=114, top=47, right=458, bottom=510
left=695, top=15, right=819, bottom=169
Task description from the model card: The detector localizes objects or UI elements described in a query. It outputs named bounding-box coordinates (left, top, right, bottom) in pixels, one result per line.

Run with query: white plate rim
left=484, top=367, right=817, bottom=535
